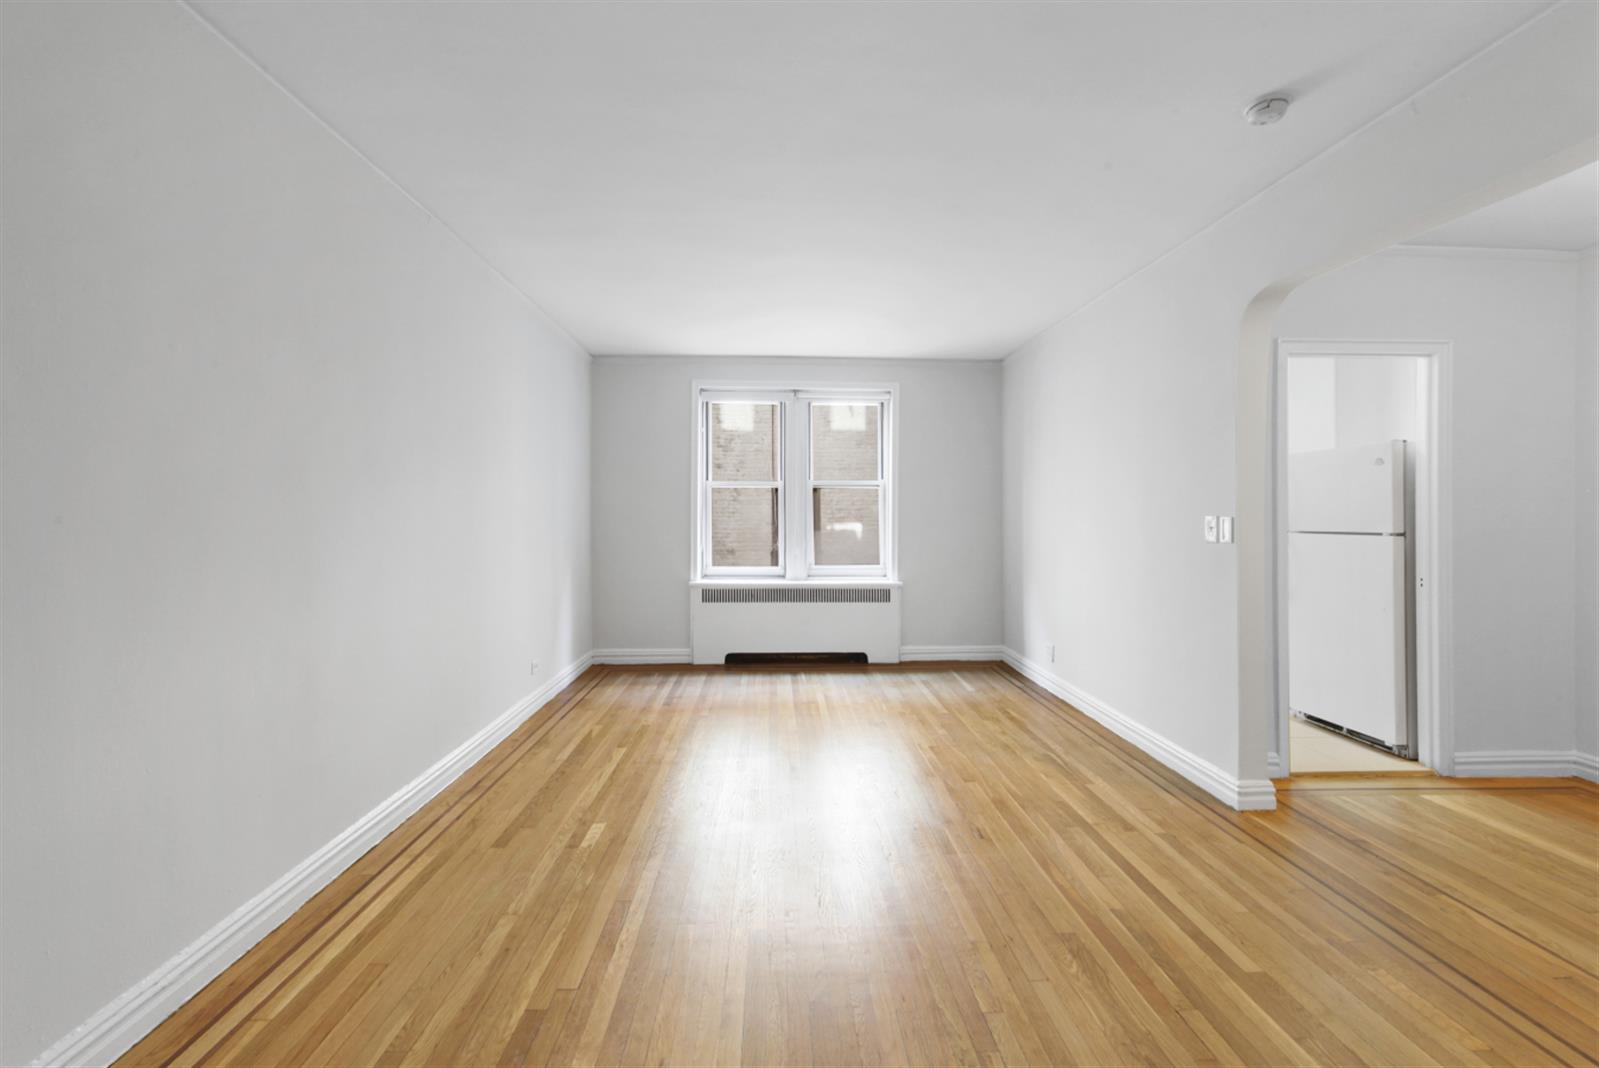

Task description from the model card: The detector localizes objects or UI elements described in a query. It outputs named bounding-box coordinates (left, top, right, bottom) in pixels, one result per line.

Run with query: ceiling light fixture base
left=1244, top=96, right=1291, bottom=126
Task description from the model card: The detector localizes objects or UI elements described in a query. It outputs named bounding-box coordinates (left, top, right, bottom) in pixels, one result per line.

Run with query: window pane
left=711, top=487, right=779, bottom=568
left=710, top=402, right=779, bottom=481
left=810, top=403, right=879, bottom=481
left=812, top=487, right=880, bottom=566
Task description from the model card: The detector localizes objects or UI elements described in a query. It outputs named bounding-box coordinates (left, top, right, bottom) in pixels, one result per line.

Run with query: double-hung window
left=807, top=400, right=885, bottom=573
left=702, top=396, right=784, bottom=574
left=696, top=387, right=893, bottom=580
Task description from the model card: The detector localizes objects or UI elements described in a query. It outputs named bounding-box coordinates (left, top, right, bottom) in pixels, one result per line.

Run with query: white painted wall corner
left=28, top=653, right=594, bottom=1068
left=1002, top=649, right=1277, bottom=811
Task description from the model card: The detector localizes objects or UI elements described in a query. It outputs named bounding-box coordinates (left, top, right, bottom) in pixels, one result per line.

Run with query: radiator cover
left=689, top=585, right=901, bottom=664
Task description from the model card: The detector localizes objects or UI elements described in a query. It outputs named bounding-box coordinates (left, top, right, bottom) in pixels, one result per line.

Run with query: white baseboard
left=30, top=653, right=594, bottom=1068
left=1265, top=750, right=1285, bottom=779
left=1002, top=649, right=1276, bottom=811
left=899, top=645, right=1006, bottom=662
left=594, top=647, right=1007, bottom=665
left=1452, top=749, right=1599, bottom=782
left=591, top=648, right=692, bottom=664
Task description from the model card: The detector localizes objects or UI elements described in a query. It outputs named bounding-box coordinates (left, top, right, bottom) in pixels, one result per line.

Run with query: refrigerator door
left=1288, top=440, right=1405, bottom=534
left=1288, top=531, right=1409, bottom=748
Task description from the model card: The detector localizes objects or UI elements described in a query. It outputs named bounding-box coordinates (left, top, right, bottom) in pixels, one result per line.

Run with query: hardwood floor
left=119, top=665, right=1599, bottom=1067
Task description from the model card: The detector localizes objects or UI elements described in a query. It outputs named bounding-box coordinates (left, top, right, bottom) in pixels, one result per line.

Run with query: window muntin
left=696, top=389, right=893, bottom=581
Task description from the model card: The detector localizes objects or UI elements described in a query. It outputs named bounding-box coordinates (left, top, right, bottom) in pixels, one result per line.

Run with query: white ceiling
left=1404, top=162, right=1598, bottom=252
left=193, top=1, right=1548, bottom=359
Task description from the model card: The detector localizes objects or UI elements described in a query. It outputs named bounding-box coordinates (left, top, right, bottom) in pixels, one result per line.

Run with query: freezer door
left=1288, top=440, right=1405, bottom=534
left=1288, top=532, right=1409, bottom=748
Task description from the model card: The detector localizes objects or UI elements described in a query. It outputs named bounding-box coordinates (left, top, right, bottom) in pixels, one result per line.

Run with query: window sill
left=691, top=577, right=901, bottom=588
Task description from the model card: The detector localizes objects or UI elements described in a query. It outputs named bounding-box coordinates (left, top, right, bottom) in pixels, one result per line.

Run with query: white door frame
left=1270, top=339, right=1454, bottom=776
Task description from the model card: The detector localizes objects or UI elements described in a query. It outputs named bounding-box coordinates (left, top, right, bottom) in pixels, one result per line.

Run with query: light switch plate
left=1203, top=515, right=1218, bottom=543
left=1218, top=516, right=1234, bottom=543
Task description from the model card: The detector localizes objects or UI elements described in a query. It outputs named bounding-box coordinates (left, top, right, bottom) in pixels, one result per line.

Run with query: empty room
left=2, top=2, right=1596, bottom=1066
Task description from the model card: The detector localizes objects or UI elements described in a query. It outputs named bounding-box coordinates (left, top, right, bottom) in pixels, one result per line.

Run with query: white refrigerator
left=1287, top=440, right=1414, bottom=755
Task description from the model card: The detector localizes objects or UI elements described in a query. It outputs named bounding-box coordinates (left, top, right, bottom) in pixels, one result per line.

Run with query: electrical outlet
left=1047, top=643, right=1056, bottom=663
left=530, top=660, right=540, bottom=676
left=1203, top=515, right=1219, bottom=543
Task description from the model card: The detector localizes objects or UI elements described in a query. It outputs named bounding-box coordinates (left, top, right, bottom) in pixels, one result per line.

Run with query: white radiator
left=689, top=585, right=902, bottom=664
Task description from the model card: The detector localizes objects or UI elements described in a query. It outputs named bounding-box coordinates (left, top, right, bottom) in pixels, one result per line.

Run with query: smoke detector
left=1244, top=96, right=1291, bottom=126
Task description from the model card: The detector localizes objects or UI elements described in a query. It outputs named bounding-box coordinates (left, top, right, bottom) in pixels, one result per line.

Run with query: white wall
left=1285, top=357, right=1338, bottom=453
left=591, top=357, right=1002, bottom=654
left=1277, top=250, right=1583, bottom=756
left=1286, top=355, right=1422, bottom=454
left=1335, top=357, right=1422, bottom=449
left=1576, top=249, right=1598, bottom=757
left=1001, top=1, right=1595, bottom=791
left=0, top=4, right=591, bottom=1063
left=1003, top=277, right=1245, bottom=776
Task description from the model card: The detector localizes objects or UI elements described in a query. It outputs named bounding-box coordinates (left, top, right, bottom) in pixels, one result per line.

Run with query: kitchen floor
left=1289, top=715, right=1421, bottom=773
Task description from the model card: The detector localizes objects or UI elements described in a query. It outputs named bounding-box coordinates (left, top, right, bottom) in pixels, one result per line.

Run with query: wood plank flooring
left=119, top=664, right=1599, bottom=1067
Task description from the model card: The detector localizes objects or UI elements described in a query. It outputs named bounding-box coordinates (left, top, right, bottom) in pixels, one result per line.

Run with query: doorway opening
left=1273, top=340, right=1449, bottom=776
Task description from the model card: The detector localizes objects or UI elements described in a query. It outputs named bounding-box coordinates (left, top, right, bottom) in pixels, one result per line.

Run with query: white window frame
left=693, top=383, right=896, bottom=583
left=804, top=396, right=888, bottom=578
left=698, top=391, right=788, bottom=579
